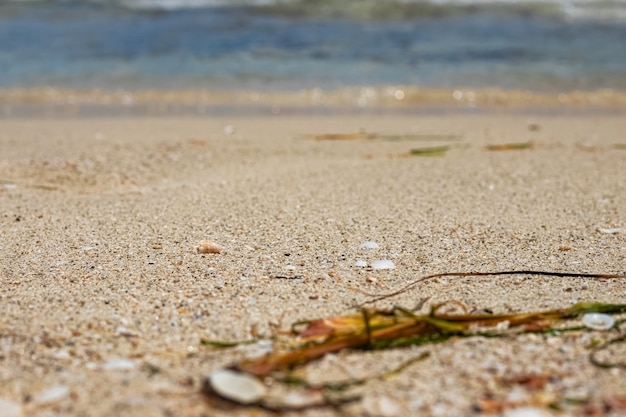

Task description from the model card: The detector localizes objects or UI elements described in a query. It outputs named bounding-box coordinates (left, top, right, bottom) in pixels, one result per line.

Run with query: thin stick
left=357, top=270, right=626, bottom=305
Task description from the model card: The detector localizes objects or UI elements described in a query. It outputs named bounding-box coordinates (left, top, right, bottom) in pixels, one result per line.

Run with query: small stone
left=196, top=240, right=223, bottom=254
left=284, top=265, right=296, bottom=271
left=206, top=369, right=267, bottom=404
left=0, top=398, right=22, bottom=417
left=33, top=386, right=70, bottom=405
left=359, top=241, right=380, bottom=249
left=371, top=259, right=395, bottom=270
left=355, top=260, right=368, bottom=267
left=224, top=125, right=236, bottom=135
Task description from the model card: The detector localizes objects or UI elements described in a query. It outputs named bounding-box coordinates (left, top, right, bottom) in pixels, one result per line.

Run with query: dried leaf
left=485, top=141, right=533, bottom=151
left=409, top=145, right=450, bottom=157
left=308, top=132, right=374, bottom=141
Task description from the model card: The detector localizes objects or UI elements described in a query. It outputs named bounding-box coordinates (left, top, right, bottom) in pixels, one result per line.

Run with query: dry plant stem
left=357, top=270, right=626, bottom=305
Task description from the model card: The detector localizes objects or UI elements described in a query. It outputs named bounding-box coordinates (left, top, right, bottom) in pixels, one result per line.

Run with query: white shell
left=371, top=260, right=395, bottom=270
left=582, top=313, right=615, bottom=330
left=208, top=369, right=267, bottom=404
left=359, top=241, right=380, bottom=249
left=355, top=260, right=368, bottom=267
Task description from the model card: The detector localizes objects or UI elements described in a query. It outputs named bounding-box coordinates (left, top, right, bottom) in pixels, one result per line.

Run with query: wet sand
left=0, top=113, right=625, bottom=416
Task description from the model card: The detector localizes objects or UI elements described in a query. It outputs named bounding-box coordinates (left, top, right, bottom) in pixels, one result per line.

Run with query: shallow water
left=1, top=0, right=625, bottom=92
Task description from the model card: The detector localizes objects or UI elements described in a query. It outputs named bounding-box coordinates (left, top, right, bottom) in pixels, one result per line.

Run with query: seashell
left=582, top=313, right=615, bottom=330
left=355, top=260, right=368, bottom=267
left=206, top=369, right=267, bottom=404
left=371, top=260, right=395, bottom=270
left=359, top=241, right=380, bottom=249
left=196, top=240, right=222, bottom=254
left=0, top=398, right=23, bottom=417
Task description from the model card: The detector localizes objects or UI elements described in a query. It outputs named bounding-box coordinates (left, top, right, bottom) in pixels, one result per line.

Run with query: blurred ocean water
left=0, top=0, right=625, bottom=91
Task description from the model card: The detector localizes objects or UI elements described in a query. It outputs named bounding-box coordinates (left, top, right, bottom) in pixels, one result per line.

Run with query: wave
left=4, top=0, right=626, bottom=22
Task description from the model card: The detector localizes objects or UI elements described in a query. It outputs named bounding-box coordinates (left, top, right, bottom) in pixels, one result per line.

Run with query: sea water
left=1, top=0, right=625, bottom=93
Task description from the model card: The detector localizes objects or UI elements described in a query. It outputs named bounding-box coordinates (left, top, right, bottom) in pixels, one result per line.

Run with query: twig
left=356, top=270, right=626, bottom=305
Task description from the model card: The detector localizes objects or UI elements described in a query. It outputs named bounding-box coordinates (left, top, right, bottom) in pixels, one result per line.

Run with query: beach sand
left=0, top=113, right=625, bottom=416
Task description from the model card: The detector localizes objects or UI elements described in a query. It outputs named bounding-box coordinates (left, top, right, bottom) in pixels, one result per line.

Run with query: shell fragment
left=206, top=369, right=267, bottom=404
left=582, top=313, right=615, bottom=330
left=371, top=259, right=396, bottom=270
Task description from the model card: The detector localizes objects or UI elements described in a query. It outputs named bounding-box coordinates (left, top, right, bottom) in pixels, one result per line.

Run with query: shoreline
left=2, top=86, right=626, bottom=118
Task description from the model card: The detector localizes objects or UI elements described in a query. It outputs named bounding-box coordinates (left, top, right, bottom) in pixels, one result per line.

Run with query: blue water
left=1, top=0, right=625, bottom=91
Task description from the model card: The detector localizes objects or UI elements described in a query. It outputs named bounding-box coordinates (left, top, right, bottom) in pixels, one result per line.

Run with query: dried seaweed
left=202, top=270, right=626, bottom=411
left=409, top=145, right=450, bottom=156
left=200, top=338, right=256, bottom=349
left=485, top=141, right=533, bottom=151
left=308, top=132, right=374, bottom=141
left=235, top=301, right=626, bottom=377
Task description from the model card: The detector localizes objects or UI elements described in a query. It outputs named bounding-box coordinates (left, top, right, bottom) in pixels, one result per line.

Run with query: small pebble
left=284, top=264, right=296, bottom=271
left=196, top=240, right=222, bottom=254
left=371, top=259, right=395, bottom=270
left=355, top=260, right=368, bottom=267
left=34, top=386, right=70, bottom=405
left=206, top=369, right=266, bottom=404
left=224, top=125, right=236, bottom=135
left=0, top=398, right=22, bottom=417
left=359, top=241, right=380, bottom=249
left=582, top=313, right=615, bottom=330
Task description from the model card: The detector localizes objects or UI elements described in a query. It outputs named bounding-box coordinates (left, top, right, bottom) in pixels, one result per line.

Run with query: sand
left=0, top=113, right=625, bottom=416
